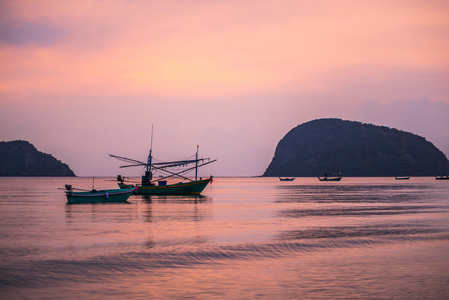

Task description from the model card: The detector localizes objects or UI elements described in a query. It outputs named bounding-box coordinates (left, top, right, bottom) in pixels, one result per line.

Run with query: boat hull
left=279, top=177, right=295, bottom=181
left=118, top=178, right=212, bottom=195
left=395, top=177, right=410, bottom=180
left=65, top=188, right=134, bottom=204
left=435, top=176, right=449, bottom=180
left=318, top=177, right=342, bottom=181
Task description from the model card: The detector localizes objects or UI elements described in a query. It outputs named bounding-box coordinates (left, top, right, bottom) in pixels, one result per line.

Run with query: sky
left=1, top=0, right=449, bottom=177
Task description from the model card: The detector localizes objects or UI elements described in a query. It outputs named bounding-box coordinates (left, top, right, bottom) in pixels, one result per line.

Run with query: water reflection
left=64, top=201, right=137, bottom=225
left=63, top=193, right=214, bottom=251
left=278, top=205, right=441, bottom=218
left=274, top=181, right=449, bottom=252
left=137, top=194, right=211, bottom=203
left=276, top=184, right=432, bottom=203
left=276, top=224, right=442, bottom=241
left=3, top=177, right=449, bottom=299
left=140, top=194, right=214, bottom=249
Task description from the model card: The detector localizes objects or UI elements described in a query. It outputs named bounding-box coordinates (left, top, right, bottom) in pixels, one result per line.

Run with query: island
left=263, top=118, right=449, bottom=177
left=0, top=140, right=75, bottom=176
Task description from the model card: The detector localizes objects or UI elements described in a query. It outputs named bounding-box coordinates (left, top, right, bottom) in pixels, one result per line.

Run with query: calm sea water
left=1, top=177, right=449, bottom=299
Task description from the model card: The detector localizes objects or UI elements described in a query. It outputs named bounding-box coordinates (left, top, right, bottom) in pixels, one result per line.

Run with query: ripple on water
left=3, top=228, right=449, bottom=290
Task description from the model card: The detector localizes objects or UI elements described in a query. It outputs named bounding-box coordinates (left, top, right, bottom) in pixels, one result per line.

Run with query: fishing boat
left=279, top=177, right=295, bottom=181
left=395, top=176, right=410, bottom=180
left=110, top=128, right=216, bottom=196
left=435, top=175, right=449, bottom=180
left=318, top=171, right=342, bottom=181
left=117, top=177, right=213, bottom=195
left=63, top=185, right=134, bottom=204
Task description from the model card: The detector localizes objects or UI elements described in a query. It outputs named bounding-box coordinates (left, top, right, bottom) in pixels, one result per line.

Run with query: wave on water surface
left=2, top=225, right=449, bottom=289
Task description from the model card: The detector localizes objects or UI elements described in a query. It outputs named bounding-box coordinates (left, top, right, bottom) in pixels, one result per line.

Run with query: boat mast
left=147, top=124, right=154, bottom=173
left=142, top=125, right=154, bottom=185
left=195, top=145, right=199, bottom=181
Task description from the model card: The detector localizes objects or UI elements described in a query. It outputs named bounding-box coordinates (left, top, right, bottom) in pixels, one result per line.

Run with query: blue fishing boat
left=63, top=185, right=134, bottom=204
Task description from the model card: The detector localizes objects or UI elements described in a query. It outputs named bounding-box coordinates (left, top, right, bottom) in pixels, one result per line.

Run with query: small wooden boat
left=63, top=185, right=134, bottom=204
left=435, top=175, right=449, bottom=180
left=395, top=176, right=410, bottom=180
left=318, top=176, right=342, bottom=181
left=110, top=126, right=216, bottom=196
left=279, top=177, right=295, bottom=181
left=318, top=171, right=342, bottom=181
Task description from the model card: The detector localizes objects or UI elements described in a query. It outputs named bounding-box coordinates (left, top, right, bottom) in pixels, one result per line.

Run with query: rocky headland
left=0, top=140, right=75, bottom=176
left=263, top=119, right=449, bottom=177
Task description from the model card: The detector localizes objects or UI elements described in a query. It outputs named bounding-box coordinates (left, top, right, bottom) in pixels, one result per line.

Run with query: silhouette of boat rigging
left=110, top=129, right=216, bottom=195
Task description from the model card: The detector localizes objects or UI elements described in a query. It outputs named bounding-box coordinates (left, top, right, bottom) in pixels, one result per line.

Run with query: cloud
left=0, top=20, right=64, bottom=46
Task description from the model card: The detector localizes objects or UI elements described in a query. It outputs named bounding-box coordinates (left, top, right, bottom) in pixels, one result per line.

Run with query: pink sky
left=1, top=0, right=449, bottom=176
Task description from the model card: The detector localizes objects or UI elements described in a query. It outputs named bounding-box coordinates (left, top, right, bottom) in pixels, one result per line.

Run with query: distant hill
left=0, top=140, right=75, bottom=176
left=263, top=119, right=449, bottom=177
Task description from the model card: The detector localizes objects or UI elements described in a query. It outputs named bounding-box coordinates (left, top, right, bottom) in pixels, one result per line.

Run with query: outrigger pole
left=152, top=159, right=216, bottom=182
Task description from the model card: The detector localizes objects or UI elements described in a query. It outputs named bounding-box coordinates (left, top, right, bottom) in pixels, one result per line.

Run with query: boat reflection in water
left=138, top=194, right=211, bottom=204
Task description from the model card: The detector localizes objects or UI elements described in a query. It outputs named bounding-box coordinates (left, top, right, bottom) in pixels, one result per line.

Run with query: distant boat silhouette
left=395, top=176, right=410, bottom=180
left=318, top=171, right=342, bottom=181
left=435, top=175, right=449, bottom=180
left=279, top=177, right=295, bottom=181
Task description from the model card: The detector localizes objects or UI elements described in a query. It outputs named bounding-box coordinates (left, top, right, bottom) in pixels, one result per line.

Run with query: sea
left=1, top=176, right=448, bottom=299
